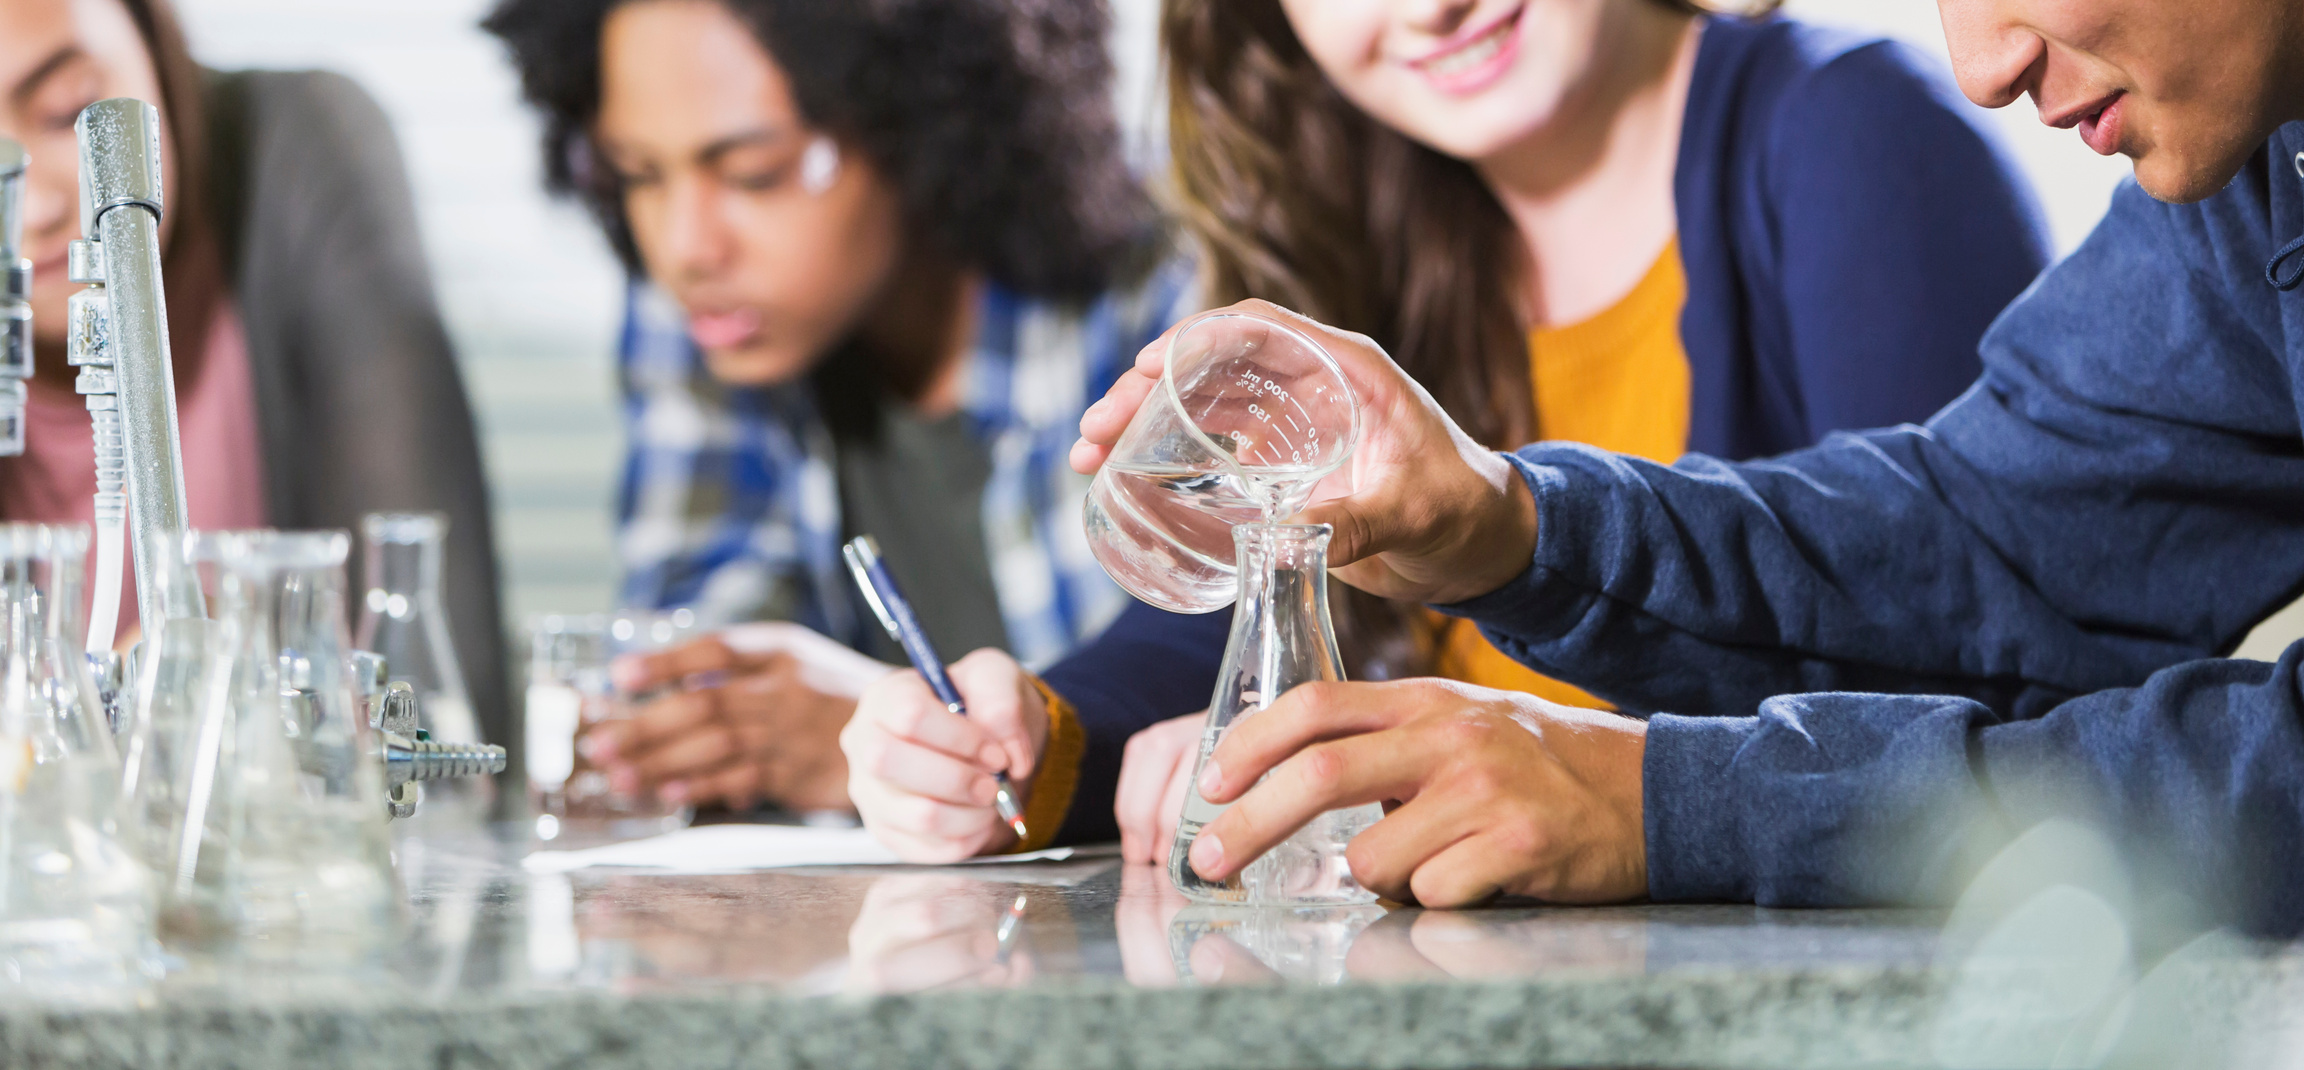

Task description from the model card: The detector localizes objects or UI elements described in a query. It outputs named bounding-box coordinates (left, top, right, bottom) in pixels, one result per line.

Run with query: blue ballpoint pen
left=842, top=535, right=1030, bottom=841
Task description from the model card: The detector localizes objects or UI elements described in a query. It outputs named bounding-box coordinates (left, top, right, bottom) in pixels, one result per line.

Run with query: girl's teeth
left=1427, top=22, right=1509, bottom=77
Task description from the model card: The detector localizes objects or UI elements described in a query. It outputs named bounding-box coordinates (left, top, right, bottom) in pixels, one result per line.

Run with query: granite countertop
left=2, top=825, right=2300, bottom=1070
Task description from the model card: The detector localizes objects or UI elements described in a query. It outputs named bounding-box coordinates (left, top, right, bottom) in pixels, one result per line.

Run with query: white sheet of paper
left=520, top=824, right=1094, bottom=875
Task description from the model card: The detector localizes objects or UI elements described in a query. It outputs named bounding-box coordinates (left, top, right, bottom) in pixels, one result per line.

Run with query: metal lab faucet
left=0, top=138, right=31, bottom=455
left=75, top=98, right=197, bottom=631
left=72, top=99, right=502, bottom=816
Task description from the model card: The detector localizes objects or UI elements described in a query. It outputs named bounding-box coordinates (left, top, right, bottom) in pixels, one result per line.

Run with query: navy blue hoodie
left=1454, top=127, right=2304, bottom=934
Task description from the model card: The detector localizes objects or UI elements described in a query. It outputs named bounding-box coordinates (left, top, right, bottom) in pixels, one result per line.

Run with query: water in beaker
left=1085, top=312, right=1358, bottom=614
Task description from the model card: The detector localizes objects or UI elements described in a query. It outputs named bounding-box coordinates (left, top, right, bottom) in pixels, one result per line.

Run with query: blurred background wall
left=180, top=0, right=2304, bottom=655
left=176, top=0, right=628, bottom=626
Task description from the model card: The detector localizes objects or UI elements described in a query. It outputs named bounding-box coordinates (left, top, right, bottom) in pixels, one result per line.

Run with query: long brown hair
left=1165, top=0, right=1538, bottom=678
left=1166, top=0, right=1738, bottom=678
left=120, top=0, right=223, bottom=371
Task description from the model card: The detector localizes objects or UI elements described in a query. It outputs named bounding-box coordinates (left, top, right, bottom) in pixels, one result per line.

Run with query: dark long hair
left=483, top=0, right=1154, bottom=304
left=1164, top=0, right=1704, bottom=678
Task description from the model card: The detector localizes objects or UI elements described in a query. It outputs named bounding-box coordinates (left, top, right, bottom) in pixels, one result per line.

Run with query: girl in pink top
left=0, top=0, right=511, bottom=744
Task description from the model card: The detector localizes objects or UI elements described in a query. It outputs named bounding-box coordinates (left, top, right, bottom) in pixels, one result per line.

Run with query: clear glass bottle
left=1169, top=523, right=1381, bottom=905
left=0, top=523, right=154, bottom=988
left=155, top=530, right=400, bottom=958
left=355, top=512, right=492, bottom=825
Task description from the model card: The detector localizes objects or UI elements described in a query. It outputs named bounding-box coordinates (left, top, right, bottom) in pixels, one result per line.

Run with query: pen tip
left=1009, top=816, right=1029, bottom=841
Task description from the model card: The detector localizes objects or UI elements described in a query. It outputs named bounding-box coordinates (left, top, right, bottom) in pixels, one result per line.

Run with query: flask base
left=1169, top=804, right=1382, bottom=907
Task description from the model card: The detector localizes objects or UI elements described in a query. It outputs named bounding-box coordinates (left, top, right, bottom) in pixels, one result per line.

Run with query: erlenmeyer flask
left=118, top=531, right=223, bottom=883
left=1084, top=312, right=1360, bottom=613
left=159, top=530, right=400, bottom=956
left=355, top=512, right=493, bottom=825
left=1169, top=523, right=1380, bottom=905
left=0, top=523, right=154, bottom=986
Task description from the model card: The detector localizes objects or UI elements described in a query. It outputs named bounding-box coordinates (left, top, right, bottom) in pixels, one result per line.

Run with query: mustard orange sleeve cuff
left=1010, top=676, right=1084, bottom=853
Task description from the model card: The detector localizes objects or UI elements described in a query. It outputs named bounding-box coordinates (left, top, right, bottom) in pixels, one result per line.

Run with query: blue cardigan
left=1040, top=16, right=2050, bottom=845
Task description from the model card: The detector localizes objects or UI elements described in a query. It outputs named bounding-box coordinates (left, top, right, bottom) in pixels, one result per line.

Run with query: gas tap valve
left=351, top=651, right=507, bottom=820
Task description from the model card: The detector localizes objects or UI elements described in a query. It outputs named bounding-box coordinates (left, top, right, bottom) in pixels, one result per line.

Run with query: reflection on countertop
left=5, top=825, right=2302, bottom=1070
left=488, top=830, right=1949, bottom=997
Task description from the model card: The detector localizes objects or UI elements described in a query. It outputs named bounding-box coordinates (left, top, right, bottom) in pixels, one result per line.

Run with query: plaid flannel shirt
left=614, top=257, right=1197, bottom=669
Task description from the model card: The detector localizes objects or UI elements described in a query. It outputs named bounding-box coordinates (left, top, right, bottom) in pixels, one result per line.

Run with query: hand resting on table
left=581, top=622, right=893, bottom=813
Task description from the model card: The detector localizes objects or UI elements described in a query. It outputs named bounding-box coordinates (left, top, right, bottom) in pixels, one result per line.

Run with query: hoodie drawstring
left=2271, top=152, right=2304, bottom=291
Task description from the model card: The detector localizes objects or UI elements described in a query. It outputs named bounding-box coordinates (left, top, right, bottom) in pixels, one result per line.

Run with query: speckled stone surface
left=0, top=829, right=2298, bottom=1069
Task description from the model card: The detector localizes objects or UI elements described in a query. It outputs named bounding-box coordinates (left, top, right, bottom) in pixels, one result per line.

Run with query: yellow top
left=1430, top=239, right=1691, bottom=708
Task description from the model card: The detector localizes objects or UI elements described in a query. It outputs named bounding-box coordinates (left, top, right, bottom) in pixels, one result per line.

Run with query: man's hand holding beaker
left=1071, top=297, right=1539, bottom=608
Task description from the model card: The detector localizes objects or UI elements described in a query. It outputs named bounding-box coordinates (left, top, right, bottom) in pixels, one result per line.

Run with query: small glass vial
left=524, top=611, right=695, bottom=842
left=1169, top=523, right=1380, bottom=906
left=356, top=512, right=494, bottom=825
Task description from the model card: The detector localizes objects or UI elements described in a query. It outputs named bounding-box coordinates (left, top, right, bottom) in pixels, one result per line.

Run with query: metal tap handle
left=359, top=667, right=508, bottom=820
left=76, top=100, right=199, bottom=626
left=0, top=137, right=31, bottom=457
left=385, top=733, right=508, bottom=781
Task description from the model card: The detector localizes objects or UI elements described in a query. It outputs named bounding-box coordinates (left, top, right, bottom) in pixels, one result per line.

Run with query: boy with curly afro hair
left=485, top=0, right=1195, bottom=818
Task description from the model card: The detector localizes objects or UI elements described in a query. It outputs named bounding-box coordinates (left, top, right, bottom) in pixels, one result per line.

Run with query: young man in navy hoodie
left=1063, top=0, right=2304, bottom=931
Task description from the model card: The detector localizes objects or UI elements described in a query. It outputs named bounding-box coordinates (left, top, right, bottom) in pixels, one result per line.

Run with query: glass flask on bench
left=1168, top=523, right=1380, bottom=906
left=152, top=530, right=400, bottom=957
left=0, top=523, right=154, bottom=989
left=356, top=512, right=493, bottom=827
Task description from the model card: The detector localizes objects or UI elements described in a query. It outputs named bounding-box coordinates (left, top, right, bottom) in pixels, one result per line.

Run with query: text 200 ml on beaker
left=1083, top=311, right=1361, bottom=613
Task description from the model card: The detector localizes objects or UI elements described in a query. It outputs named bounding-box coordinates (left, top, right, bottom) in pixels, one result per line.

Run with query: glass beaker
left=1170, top=523, right=1380, bottom=906
left=524, top=610, right=697, bottom=843
left=153, top=530, right=400, bottom=956
left=1084, top=311, right=1360, bottom=614
left=0, top=523, right=155, bottom=988
left=355, top=512, right=494, bottom=826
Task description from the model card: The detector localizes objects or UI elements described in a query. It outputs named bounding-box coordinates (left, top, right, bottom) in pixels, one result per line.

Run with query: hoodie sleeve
left=1442, top=155, right=2304, bottom=931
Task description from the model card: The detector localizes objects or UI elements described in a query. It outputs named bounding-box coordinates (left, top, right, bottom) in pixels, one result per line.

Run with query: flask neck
left=1227, top=522, right=1343, bottom=687
left=0, top=525, right=110, bottom=758
left=364, top=530, right=443, bottom=605
left=0, top=525, right=88, bottom=641
left=1235, top=521, right=1326, bottom=571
